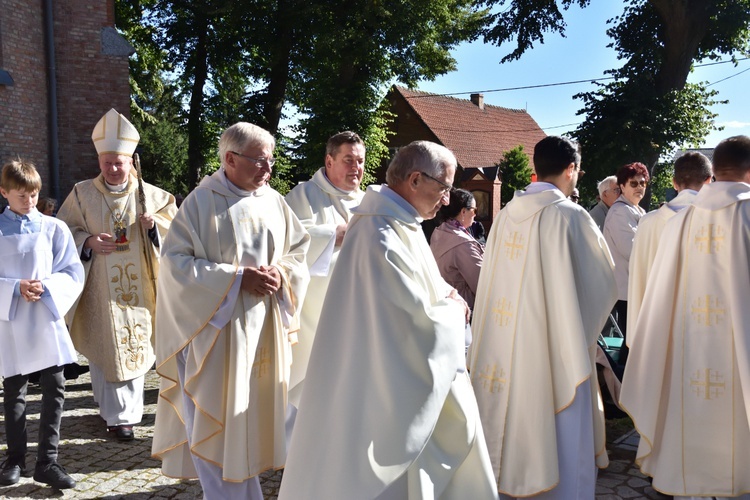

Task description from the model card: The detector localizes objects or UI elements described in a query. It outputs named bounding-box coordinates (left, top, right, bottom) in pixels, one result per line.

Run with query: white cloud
left=719, top=120, right=750, bottom=129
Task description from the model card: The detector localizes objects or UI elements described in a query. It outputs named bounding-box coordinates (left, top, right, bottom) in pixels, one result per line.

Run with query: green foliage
left=648, top=161, right=674, bottom=209
left=480, top=0, right=750, bottom=206
left=497, top=145, right=532, bottom=205
left=116, top=0, right=485, bottom=193
left=573, top=80, right=722, bottom=194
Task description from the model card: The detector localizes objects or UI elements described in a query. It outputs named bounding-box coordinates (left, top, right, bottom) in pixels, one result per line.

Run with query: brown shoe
left=107, top=425, right=134, bottom=441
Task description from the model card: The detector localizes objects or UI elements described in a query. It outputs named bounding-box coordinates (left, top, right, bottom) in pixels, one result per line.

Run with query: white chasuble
left=152, top=171, right=309, bottom=482
left=284, top=167, right=363, bottom=408
left=469, top=187, right=617, bottom=497
left=278, top=185, right=497, bottom=500
left=626, top=189, right=697, bottom=349
left=57, top=175, right=176, bottom=382
left=0, top=217, right=84, bottom=377
left=620, top=181, right=750, bottom=497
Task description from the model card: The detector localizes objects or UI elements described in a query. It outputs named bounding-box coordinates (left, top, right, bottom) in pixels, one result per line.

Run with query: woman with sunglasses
left=429, top=188, right=484, bottom=309
left=603, top=162, right=649, bottom=365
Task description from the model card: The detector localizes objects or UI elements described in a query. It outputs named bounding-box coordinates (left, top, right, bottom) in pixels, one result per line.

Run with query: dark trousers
left=614, top=300, right=629, bottom=367
left=2, top=365, right=65, bottom=465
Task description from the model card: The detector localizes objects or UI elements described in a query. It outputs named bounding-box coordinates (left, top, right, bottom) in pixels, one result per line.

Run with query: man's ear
left=324, top=154, right=333, bottom=169
left=225, top=151, right=236, bottom=169
left=409, top=170, right=422, bottom=191
left=566, top=162, right=576, bottom=179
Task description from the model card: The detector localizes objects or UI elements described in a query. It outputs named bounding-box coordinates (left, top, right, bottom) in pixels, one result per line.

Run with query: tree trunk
left=262, top=0, right=293, bottom=134
left=650, top=0, right=712, bottom=94
left=186, top=20, right=210, bottom=191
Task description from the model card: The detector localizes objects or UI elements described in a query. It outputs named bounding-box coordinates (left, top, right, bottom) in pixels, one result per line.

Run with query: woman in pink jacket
left=429, top=189, right=484, bottom=309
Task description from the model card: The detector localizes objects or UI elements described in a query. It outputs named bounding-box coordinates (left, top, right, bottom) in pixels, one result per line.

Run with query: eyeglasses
left=628, top=180, right=648, bottom=188
left=570, top=196, right=580, bottom=202
left=419, top=171, right=453, bottom=194
left=465, top=206, right=477, bottom=214
left=230, top=151, right=276, bottom=168
left=577, top=167, right=585, bottom=178
left=607, top=187, right=622, bottom=195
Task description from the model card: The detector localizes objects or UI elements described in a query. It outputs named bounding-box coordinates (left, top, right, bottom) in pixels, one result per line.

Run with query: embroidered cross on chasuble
left=674, top=217, right=736, bottom=490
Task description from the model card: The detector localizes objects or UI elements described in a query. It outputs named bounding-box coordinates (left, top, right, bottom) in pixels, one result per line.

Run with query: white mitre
left=91, top=108, right=140, bottom=156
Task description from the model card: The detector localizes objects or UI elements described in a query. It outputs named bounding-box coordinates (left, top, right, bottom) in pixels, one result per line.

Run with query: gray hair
left=597, top=175, right=618, bottom=196
left=385, top=141, right=456, bottom=186
left=218, top=122, right=275, bottom=168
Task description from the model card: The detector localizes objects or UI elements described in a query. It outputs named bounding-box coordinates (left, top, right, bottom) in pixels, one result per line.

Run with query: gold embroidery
left=119, top=320, right=147, bottom=371
left=111, top=262, right=140, bottom=310
left=252, top=347, right=271, bottom=379
left=492, top=298, right=513, bottom=327
left=504, top=231, right=524, bottom=260
left=691, top=295, right=725, bottom=327
left=237, top=208, right=260, bottom=233
left=690, top=368, right=725, bottom=400
left=694, top=224, right=725, bottom=254
left=479, top=364, right=507, bottom=393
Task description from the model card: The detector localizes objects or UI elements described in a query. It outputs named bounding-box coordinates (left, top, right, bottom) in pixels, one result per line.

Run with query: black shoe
left=33, top=462, right=76, bottom=490
left=0, top=458, right=29, bottom=486
left=107, top=425, right=134, bottom=441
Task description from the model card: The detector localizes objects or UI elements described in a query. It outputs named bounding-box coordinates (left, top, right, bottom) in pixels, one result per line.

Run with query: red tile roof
left=392, top=85, right=547, bottom=170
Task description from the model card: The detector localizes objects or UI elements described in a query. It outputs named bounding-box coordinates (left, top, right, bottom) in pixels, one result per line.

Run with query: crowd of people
left=1, top=107, right=749, bottom=500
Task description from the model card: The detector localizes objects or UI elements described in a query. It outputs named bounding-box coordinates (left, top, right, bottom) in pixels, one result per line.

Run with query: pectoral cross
left=504, top=231, right=524, bottom=260
left=691, top=295, right=725, bottom=327
left=478, top=364, right=507, bottom=394
left=690, top=368, right=725, bottom=400
left=252, top=347, right=271, bottom=379
left=694, top=224, right=725, bottom=254
left=491, top=298, right=513, bottom=327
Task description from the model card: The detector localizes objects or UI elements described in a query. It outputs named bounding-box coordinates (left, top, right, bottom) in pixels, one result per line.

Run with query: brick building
left=0, top=0, right=132, bottom=203
left=384, top=85, right=546, bottom=231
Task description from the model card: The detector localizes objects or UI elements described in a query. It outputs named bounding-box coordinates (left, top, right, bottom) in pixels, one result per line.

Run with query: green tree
left=497, top=145, right=533, bottom=205
left=480, top=0, right=750, bottom=202
left=116, top=0, right=189, bottom=195
left=116, top=0, right=486, bottom=192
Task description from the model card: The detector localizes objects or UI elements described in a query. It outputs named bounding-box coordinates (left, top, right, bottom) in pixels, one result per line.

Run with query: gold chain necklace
left=102, top=190, right=134, bottom=252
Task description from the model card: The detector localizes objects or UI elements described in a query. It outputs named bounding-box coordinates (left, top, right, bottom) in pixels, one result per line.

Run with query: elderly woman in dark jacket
left=429, top=189, right=484, bottom=309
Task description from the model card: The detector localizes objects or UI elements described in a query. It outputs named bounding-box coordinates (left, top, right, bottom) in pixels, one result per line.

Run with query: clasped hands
left=20, top=279, right=44, bottom=302
left=242, top=265, right=281, bottom=297
left=85, top=214, right=155, bottom=255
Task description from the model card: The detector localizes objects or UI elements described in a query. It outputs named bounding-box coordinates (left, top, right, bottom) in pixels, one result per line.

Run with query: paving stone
left=1, top=356, right=662, bottom=499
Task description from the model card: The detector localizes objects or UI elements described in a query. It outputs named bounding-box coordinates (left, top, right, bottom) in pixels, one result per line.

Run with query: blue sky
left=416, top=2, right=750, bottom=150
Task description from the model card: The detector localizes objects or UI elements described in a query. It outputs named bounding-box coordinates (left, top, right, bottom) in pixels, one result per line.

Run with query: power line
left=406, top=57, right=750, bottom=98
left=707, top=66, right=750, bottom=87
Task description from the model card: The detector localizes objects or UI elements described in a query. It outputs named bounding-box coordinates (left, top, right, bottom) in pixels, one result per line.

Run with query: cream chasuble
left=279, top=185, right=497, bottom=500
left=626, top=189, right=697, bottom=349
left=620, top=181, right=750, bottom=497
left=468, top=187, right=617, bottom=497
left=151, top=170, right=309, bottom=482
left=284, top=167, right=363, bottom=408
left=57, top=174, right=176, bottom=382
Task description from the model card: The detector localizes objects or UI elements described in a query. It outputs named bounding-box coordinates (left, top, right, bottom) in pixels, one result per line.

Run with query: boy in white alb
left=0, top=159, right=84, bottom=490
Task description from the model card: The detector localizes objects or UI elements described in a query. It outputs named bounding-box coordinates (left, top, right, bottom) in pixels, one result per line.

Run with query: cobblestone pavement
left=1, top=362, right=669, bottom=499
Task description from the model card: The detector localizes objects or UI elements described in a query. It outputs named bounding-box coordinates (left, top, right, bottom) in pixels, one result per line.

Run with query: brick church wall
left=0, top=0, right=131, bottom=202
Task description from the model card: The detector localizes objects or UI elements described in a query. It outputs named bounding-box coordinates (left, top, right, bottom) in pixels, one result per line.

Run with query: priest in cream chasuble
left=279, top=141, right=497, bottom=500
left=57, top=109, right=177, bottom=436
left=626, top=152, right=712, bottom=350
left=284, top=131, right=365, bottom=411
left=152, top=122, right=309, bottom=499
left=621, top=136, right=750, bottom=498
left=469, top=136, right=617, bottom=498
